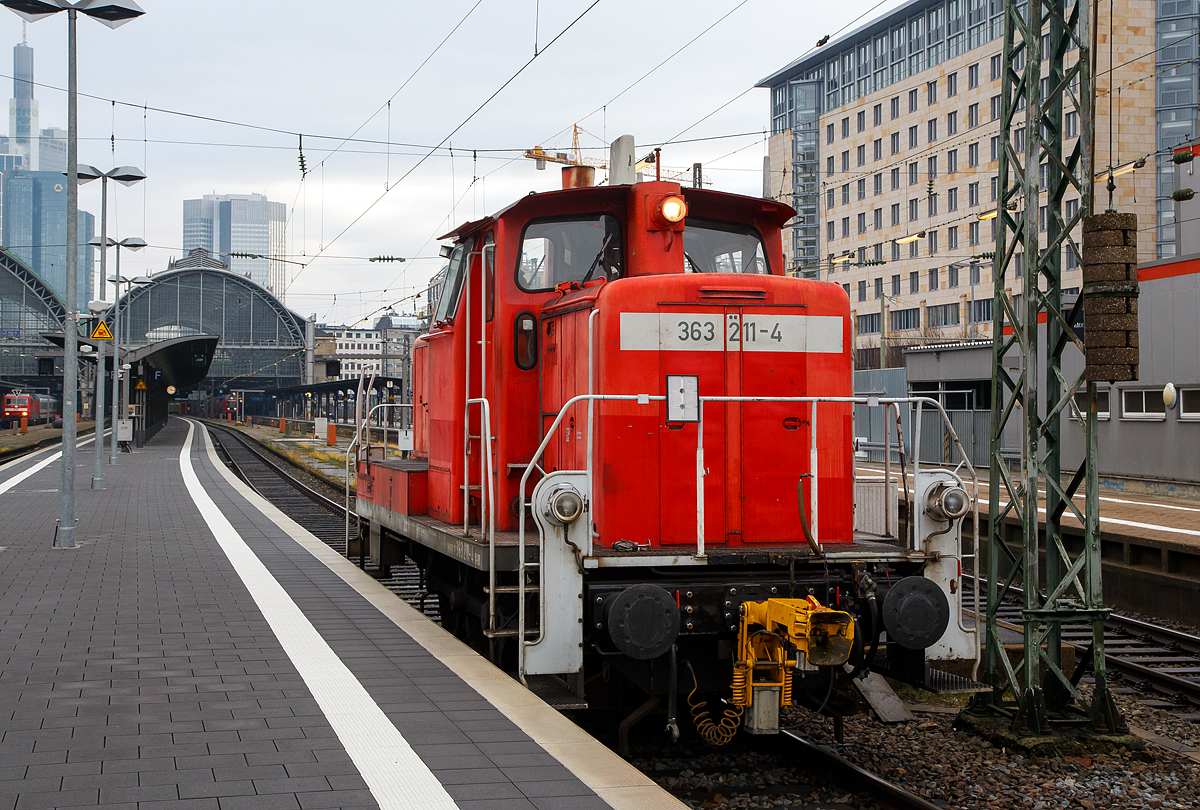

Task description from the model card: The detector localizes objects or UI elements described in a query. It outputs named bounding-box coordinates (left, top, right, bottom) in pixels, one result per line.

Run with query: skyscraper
left=0, top=38, right=93, bottom=310
left=182, top=193, right=287, bottom=296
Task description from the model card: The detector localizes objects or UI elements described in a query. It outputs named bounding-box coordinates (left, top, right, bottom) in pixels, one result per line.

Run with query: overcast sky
left=2, top=0, right=904, bottom=327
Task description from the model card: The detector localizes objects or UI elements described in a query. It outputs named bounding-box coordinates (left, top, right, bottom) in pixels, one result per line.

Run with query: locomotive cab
left=357, top=155, right=979, bottom=738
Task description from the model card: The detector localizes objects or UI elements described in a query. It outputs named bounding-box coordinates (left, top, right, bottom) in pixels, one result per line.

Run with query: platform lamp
left=105, top=242, right=148, bottom=465
left=1, top=0, right=146, bottom=548
left=77, top=165, right=146, bottom=301
left=85, top=297, right=110, bottom=490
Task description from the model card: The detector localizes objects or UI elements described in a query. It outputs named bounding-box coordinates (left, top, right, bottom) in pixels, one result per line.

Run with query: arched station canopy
left=0, top=249, right=66, bottom=385
left=107, top=267, right=307, bottom=391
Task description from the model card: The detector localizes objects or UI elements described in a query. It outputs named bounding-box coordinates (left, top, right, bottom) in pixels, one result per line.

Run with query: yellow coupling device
left=730, top=595, right=855, bottom=710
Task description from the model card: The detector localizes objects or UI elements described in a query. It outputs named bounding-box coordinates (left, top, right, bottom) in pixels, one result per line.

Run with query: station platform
left=0, top=418, right=685, bottom=810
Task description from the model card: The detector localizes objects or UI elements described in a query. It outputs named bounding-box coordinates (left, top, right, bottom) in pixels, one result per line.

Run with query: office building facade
left=2, top=171, right=94, bottom=311
left=759, top=0, right=1178, bottom=362
left=182, top=193, right=287, bottom=297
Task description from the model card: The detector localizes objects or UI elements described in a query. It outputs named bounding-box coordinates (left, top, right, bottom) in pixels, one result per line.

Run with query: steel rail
left=778, top=730, right=942, bottom=810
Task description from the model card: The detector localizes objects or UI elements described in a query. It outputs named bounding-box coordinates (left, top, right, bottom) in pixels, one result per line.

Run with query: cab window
left=517, top=214, right=622, bottom=292
left=683, top=218, right=770, bottom=274
left=433, top=238, right=474, bottom=324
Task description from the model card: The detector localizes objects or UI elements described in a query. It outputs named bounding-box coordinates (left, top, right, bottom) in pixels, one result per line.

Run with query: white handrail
left=516, top=392, right=665, bottom=683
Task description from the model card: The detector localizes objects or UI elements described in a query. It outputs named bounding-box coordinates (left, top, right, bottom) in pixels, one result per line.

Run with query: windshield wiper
left=581, top=233, right=616, bottom=284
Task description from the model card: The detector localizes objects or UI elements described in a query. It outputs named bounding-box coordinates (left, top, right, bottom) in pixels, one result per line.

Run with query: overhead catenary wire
left=283, top=0, right=603, bottom=293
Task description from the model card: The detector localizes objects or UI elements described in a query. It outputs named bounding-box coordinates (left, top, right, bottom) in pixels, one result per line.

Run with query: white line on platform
left=178, top=420, right=458, bottom=810
left=0, top=435, right=97, bottom=495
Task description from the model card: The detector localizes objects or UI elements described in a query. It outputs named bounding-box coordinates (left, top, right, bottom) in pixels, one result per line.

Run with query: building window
left=909, top=270, right=919, bottom=293
left=947, top=72, right=958, bottom=97
left=858, top=178, right=867, bottom=199
left=927, top=80, right=938, bottom=104
left=891, top=96, right=900, bottom=119
left=990, top=53, right=1001, bottom=81
left=929, top=192, right=939, bottom=216
left=874, top=173, right=883, bottom=195
left=874, top=243, right=884, bottom=261
left=909, top=198, right=919, bottom=221
left=928, top=267, right=939, bottom=290
left=946, top=151, right=958, bottom=176
left=857, top=110, right=866, bottom=132
left=928, top=302, right=960, bottom=327
left=909, top=162, right=919, bottom=185
left=874, top=208, right=883, bottom=229
left=1121, top=389, right=1166, bottom=420
left=928, top=229, right=938, bottom=254
left=843, top=283, right=851, bottom=295
left=910, top=240, right=919, bottom=258
left=1069, top=389, right=1110, bottom=420
left=827, top=188, right=835, bottom=209
left=1065, top=110, right=1078, bottom=139
left=909, top=125, right=918, bottom=148
left=968, top=103, right=979, bottom=129
left=827, top=123, right=835, bottom=144
left=874, top=277, right=884, bottom=299
left=873, top=103, right=883, bottom=126
left=948, top=187, right=958, bottom=211
left=971, top=298, right=992, bottom=323
left=858, top=280, right=867, bottom=301
left=909, top=87, right=919, bottom=112
left=891, top=307, right=921, bottom=331
left=842, top=150, right=850, bottom=171
left=948, top=254, right=959, bottom=280
left=891, top=167, right=901, bottom=189
left=874, top=138, right=883, bottom=160
left=891, top=202, right=901, bottom=225
left=1039, top=204, right=1047, bottom=232
left=990, top=175, right=998, bottom=201
left=827, top=156, right=835, bottom=175
left=823, top=221, right=832, bottom=245
left=842, top=116, right=850, bottom=138
left=947, top=110, right=958, bottom=135
left=1179, top=389, right=1200, bottom=419
left=928, top=118, right=938, bottom=142
left=928, top=155, right=938, bottom=179
left=858, top=313, right=881, bottom=334
left=968, top=62, right=979, bottom=89
left=990, top=94, right=1001, bottom=121
left=858, top=144, right=866, bottom=166
left=892, top=241, right=902, bottom=261
left=891, top=132, right=901, bottom=154
left=843, top=184, right=851, bottom=204
left=891, top=274, right=901, bottom=295
left=842, top=217, right=851, bottom=238
left=858, top=212, right=867, bottom=234
left=968, top=142, right=979, bottom=168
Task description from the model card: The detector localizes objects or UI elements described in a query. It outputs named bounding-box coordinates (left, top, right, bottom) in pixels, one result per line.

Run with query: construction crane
left=524, top=124, right=709, bottom=185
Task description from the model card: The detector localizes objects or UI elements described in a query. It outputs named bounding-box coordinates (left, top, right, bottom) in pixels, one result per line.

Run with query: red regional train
left=2, top=391, right=59, bottom=428
left=355, top=154, right=979, bottom=738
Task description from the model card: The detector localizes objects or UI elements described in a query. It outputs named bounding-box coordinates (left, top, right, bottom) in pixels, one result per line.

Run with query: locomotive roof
left=435, top=184, right=796, bottom=243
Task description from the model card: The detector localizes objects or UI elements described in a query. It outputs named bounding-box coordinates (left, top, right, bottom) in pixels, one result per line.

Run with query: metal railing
left=344, top=402, right=413, bottom=561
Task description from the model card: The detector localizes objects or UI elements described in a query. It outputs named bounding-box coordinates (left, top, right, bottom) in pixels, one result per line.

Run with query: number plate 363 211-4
left=619, top=312, right=843, bottom=354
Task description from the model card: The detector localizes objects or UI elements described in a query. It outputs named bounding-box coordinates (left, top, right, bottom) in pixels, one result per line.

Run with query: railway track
left=967, top=577, right=1200, bottom=720
left=203, top=422, right=439, bottom=620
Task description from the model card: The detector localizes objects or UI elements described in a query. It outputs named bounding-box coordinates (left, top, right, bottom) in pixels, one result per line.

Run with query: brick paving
left=0, top=419, right=612, bottom=810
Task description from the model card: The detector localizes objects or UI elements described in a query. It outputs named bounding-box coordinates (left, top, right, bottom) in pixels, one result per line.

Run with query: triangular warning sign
left=90, top=321, right=113, bottom=340
left=135, top=379, right=147, bottom=390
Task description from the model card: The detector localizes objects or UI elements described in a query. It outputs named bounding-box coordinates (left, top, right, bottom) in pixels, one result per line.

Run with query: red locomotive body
left=357, top=171, right=977, bottom=735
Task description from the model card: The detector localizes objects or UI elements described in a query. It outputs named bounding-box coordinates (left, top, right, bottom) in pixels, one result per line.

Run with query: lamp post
left=85, top=296, right=109, bottom=489
left=2, top=0, right=145, bottom=549
left=107, top=240, right=148, bottom=464
left=78, top=165, right=146, bottom=301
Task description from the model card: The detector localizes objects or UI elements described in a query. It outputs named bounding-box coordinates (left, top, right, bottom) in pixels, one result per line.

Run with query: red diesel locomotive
left=356, top=158, right=977, bottom=737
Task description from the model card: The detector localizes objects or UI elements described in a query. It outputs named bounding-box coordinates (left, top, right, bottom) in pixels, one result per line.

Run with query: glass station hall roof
left=0, top=249, right=65, bottom=377
left=110, top=267, right=307, bottom=389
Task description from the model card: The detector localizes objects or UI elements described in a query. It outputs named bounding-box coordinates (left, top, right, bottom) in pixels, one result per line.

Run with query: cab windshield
left=683, top=218, right=770, bottom=274
left=433, top=238, right=474, bottom=324
left=517, top=214, right=622, bottom=291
